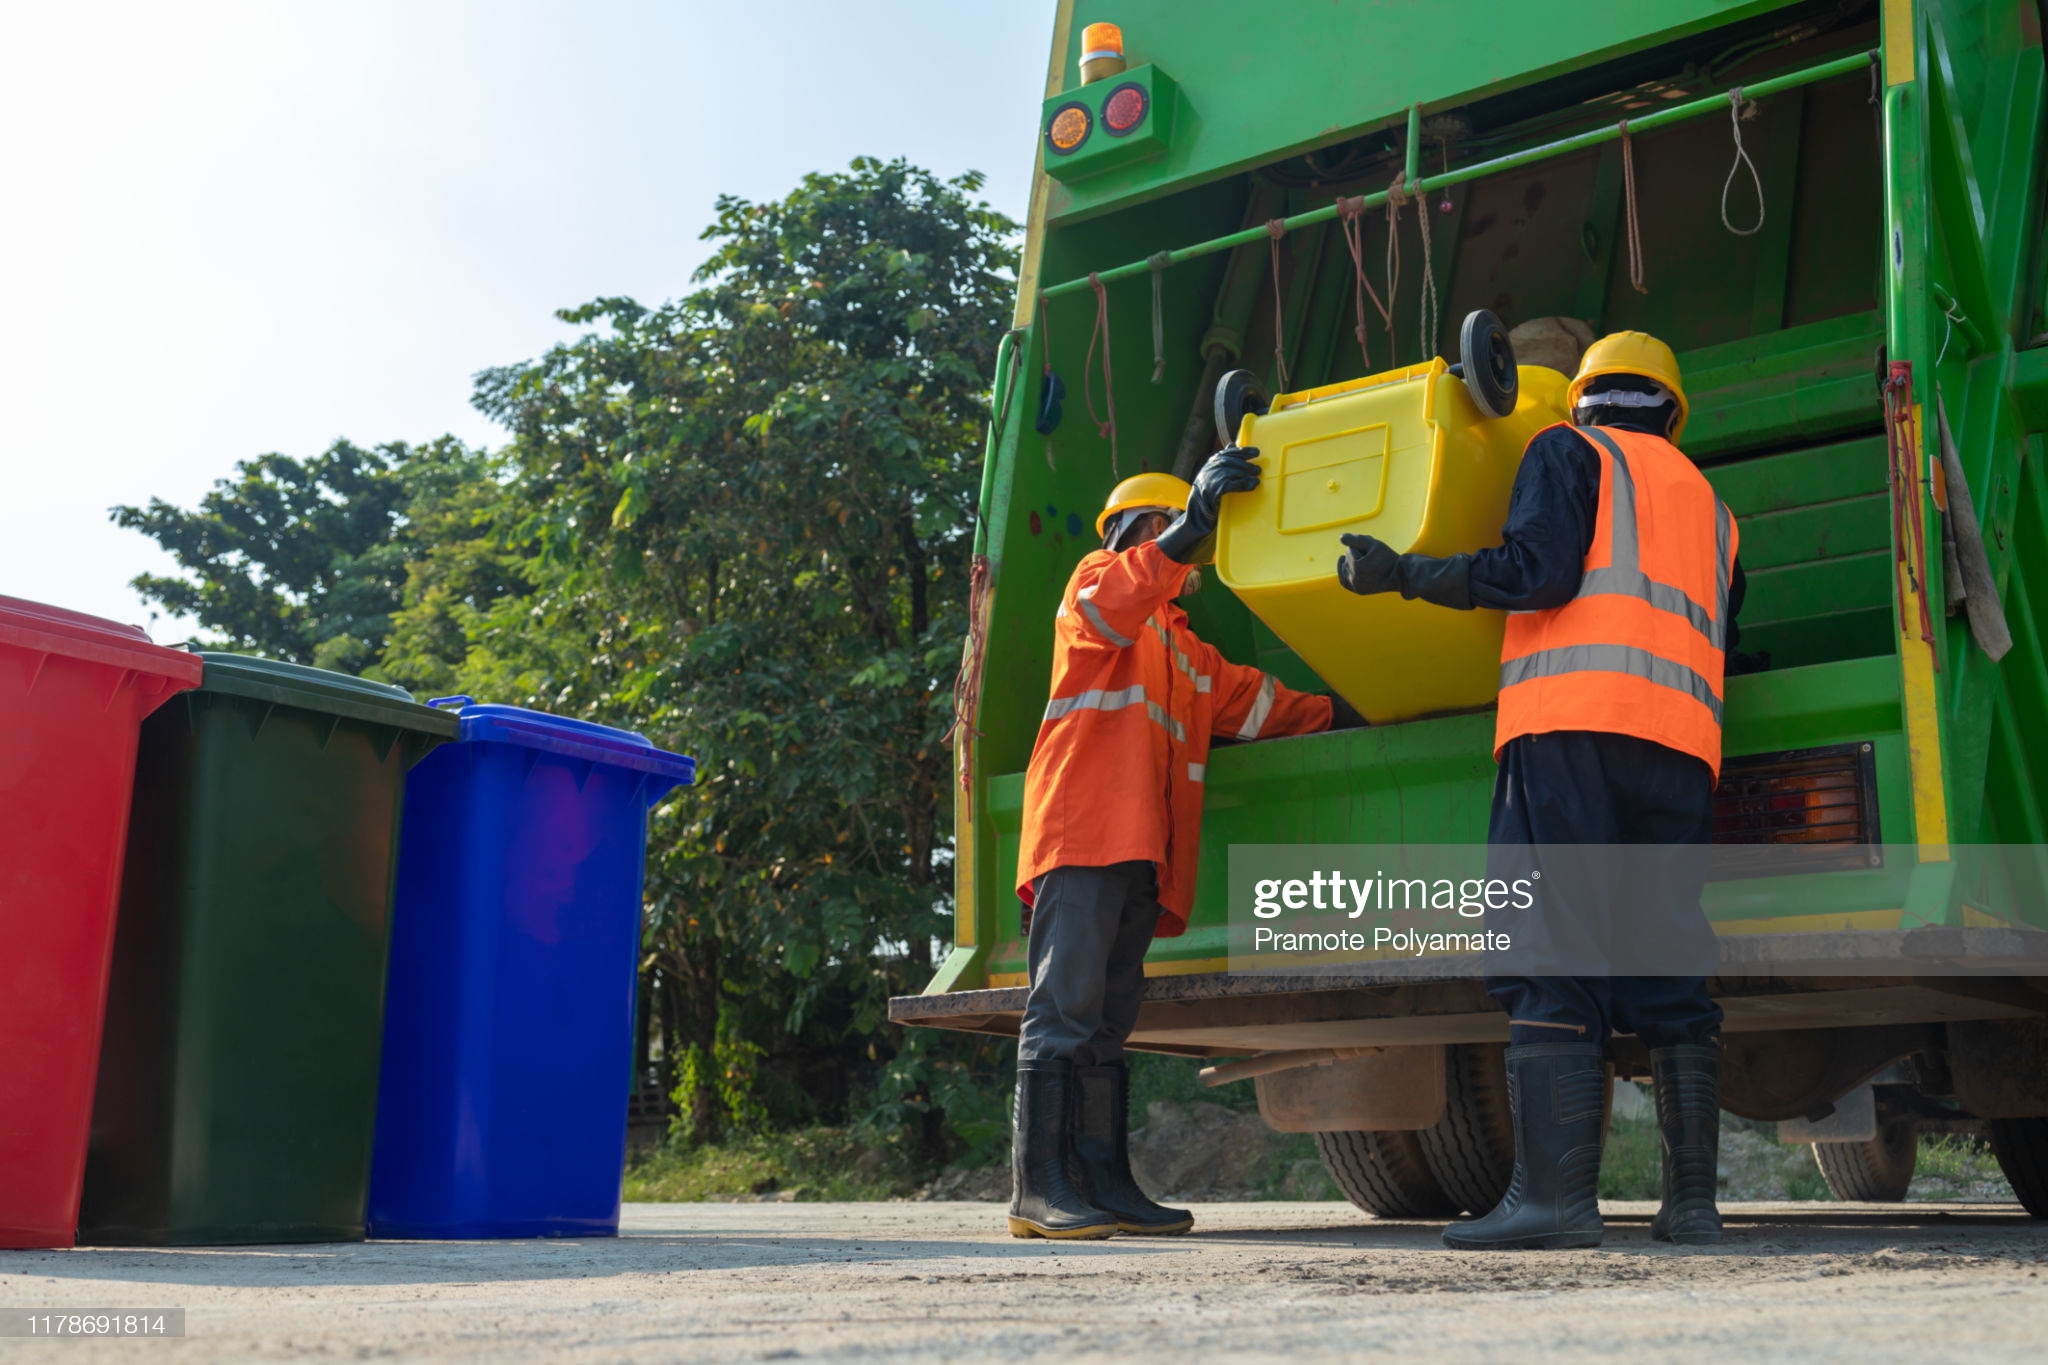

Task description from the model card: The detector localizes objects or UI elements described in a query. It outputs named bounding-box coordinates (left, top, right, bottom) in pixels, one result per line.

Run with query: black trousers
left=1483, top=730, right=1724, bottom=1049
left=1017, top=861, right=1163, bottom=1064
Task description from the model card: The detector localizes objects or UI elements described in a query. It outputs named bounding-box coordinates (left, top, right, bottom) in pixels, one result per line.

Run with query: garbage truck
left=889, top=0, right=2048, bottom=1216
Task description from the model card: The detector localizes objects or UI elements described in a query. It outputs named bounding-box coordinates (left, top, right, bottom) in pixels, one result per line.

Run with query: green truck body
left=892, top=0, right=2048, bottom=1210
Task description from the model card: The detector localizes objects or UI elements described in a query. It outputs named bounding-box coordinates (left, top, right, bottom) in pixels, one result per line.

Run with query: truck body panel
left=898, top=0, right=2048, bottom=1135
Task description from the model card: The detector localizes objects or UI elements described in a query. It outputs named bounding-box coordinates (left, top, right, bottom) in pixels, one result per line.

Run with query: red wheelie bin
left=0, top=597, right=201, bottom=1247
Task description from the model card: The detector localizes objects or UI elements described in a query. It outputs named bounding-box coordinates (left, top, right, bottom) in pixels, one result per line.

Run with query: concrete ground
left=4, top=1201, right=2047, bottom=1363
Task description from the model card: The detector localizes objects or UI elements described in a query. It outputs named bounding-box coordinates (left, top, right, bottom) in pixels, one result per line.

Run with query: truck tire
left=1988, top=1116, right=2048, bottom=1217
left=1313, top=1129, right=1458, bottom=1218
left=1417, top=1043, right=1519, bottom=1215
left=1811, top=1117, right=1917, bottom=1202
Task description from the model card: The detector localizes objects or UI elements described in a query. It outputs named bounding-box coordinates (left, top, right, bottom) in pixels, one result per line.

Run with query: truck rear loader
left=889, top=0, right=2048, bottom=1216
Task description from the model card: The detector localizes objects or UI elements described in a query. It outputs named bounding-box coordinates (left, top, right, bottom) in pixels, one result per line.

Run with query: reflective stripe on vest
left=1499, top=643, right=1723, bottom=722
left=1569, top=427, right=1734, bottom=652
left=1042, top=683, right=1188, bottom=741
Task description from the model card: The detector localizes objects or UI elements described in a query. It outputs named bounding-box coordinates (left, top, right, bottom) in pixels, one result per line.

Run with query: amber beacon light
left=1078, top=22, right=1126, bottom=84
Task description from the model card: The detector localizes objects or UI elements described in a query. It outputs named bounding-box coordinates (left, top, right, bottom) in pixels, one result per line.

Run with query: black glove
left=1727, top=649, right=1772, bottom=677
left=1157, top=447, right=1260, bottom=564
left=1325, top=693, right=1369, bottom=730
left=1336, top=533, right=1402, bottom=594
left=1338, top=535, right=1474, bottom=610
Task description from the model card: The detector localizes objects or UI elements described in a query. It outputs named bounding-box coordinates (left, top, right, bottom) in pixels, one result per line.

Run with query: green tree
left=111, top=437, right=492, bottom=674
left=443, top=157, right=1017, bottom=1143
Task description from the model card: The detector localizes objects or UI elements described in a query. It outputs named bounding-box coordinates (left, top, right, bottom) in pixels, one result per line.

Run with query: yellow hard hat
left=1568, top=331, right=1689, bottom=441
left=1096, top=472, right=1191, bottom=538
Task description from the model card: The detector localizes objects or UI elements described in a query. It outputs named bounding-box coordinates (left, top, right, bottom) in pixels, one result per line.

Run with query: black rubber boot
left=1649, top=1043, right=1723, bottom=1245
left=1072, top=1062, right=1194, bottom=1235
left=1007, top=1060, right=1116, bottom=1239
left=1441, top=1042, right=1606, bottom=1251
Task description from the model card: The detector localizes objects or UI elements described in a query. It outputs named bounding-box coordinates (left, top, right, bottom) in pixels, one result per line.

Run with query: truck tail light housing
left=1712, top=742, right=1882, bottom=876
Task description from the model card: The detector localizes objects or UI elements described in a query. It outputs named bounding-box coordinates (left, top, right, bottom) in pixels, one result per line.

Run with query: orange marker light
left=1047, top=103, right=1092, bottom=154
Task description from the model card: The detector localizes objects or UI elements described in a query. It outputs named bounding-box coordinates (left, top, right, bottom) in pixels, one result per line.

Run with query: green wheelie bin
left=79, top=655, right=457, bottom=1245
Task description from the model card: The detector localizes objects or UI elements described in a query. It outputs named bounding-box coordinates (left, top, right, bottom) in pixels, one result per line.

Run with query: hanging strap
left=1266, top=219, right=1291, bottom=393
left=1384, top=175, right=1406, bottom=363
left=1084, top=272, right=1121, bottom=477
left=1336, top=196, right=1393, bottom=374
left=1721, top=87, right=1766, bottom=237
left=1621, top=121, right=1648, bottom=294
left=1882, top=361, right=1937, bottom=659
left=1413, top=176, right=1439, bottom=359
left=1148, top=250, right=1172, bottom=384
left=946, top=553, right=994, bottom=820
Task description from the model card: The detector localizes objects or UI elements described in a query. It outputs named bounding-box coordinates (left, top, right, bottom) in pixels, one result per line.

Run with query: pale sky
left=0, top=2, right=1051, bottom=629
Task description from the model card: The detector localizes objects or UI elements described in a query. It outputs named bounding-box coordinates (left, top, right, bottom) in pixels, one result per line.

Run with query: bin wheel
left=1988, top=1116, right=2048, bottom=1217
left=1314, top=1129, right=1458, bottom=1219
left=1213, top=369, right=1270, bottom=447
left=1811, top=1116, right=1917, bottom=1202
left=1459, top=309, right=1518, bottom=419
left=1417, top=1042, right=1520, bottom=1216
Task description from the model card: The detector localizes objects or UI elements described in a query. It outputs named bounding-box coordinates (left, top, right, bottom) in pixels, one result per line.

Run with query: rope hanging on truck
left=1266, top=219, right=1291, bottom=392
left=1030, top=52, right=1871, bottom=309
left=1721, top=87, right=1766, bottom=237
left=947, top=553, right=994, bottom=819
left=1383, top=178, right=1404, bottom=359
left=1335, top=195, right=1394, bottom=373
left=1620, top=121, right=1648, bottom=294
left=1083, top=272, right=1121, bottom=477
left=1414, top=177, right=1439, bottom=357
left=1882, top=361, right=1938, bottom=662
left=1386, top=174, right=1440, bottom=361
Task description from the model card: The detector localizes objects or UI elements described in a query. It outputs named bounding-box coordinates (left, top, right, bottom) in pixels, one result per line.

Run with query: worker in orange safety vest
left=1007, top=450, right=1356, bottom=1241
left=1334, top=331, right=1762, bottom=1253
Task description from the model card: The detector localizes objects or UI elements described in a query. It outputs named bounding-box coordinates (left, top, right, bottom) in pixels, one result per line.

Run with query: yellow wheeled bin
left=1214, top=359, right=1570, bottom=723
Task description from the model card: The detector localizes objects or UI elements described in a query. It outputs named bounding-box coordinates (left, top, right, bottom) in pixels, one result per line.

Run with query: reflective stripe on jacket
left=1495, top=424, right=1738, bottom=778
left=1018, top=540, right=1332, bottom=935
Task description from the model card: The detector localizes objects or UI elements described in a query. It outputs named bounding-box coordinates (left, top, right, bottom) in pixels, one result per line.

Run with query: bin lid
left=197, top=653, right=460, bottom=736
left=0, top=594, right=204, bottom=686
left=428, top=698, right=696, bottom=785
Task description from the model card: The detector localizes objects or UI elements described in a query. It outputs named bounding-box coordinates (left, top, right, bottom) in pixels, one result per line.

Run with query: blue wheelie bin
left=367, top=699, right=694, bottom=1239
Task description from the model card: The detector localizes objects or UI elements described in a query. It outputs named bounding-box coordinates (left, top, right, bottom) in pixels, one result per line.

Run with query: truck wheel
left=1988, top=1116, right=2048, bottom=1217
left=1313, top=1129, right=1457, bottom=1218
left=1811, top=1117, right=1917, bottom=1202
left=1417, top=1042, right=1519, bottom=1215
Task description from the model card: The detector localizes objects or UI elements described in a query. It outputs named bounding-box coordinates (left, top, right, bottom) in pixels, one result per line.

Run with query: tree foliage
left=113, top=437, right=492, bottom=674
left=113, top=158, right=1020, bottom=1155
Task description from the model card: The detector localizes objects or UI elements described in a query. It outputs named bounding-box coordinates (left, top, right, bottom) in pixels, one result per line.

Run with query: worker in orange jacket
left=1336, top=332, right=1756, bottom=1252
left=1008, top=451, right=1346, bottom=1240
